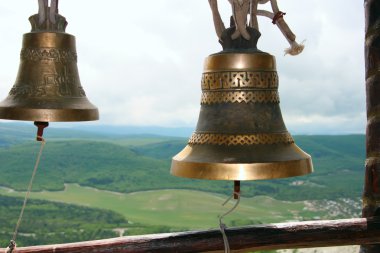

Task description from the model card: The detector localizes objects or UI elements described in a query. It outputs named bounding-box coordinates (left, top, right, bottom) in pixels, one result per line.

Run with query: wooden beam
left=361, top=0, right=380, bottom=251
left=5, top=218, right=380, bottom=253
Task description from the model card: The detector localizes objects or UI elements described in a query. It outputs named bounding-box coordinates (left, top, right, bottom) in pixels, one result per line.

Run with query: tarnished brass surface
left=0, top=32, right=98, bottom=122
left=171, top=52, right=313, bottom=180
left=204, top=52, right=276, bottom=72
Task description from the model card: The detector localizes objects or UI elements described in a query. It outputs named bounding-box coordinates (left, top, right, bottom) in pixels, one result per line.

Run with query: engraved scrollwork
left=201, top=90, right=279, bottom=104
left=201, top=71, right=278, bottom=90
left=188, top=132, right=294, bottom=146
left=9, top=65, right=85, bottom=98
left=21, top=48, right=77, bottom=63
left=9, top=82, right=85, bottom=98
left=9, top=85, right=33, bottom=97
left=9, top=83, right=48, bottom=97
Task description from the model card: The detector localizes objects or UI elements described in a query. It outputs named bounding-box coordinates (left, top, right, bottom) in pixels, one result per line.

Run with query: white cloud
left=0, top=0, right=367, bottom=133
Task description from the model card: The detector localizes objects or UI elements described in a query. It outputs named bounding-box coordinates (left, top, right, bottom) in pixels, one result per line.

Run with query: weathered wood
left=4, top=218, right=380, bottom=253
left=361, top=0, right=380, bottom=252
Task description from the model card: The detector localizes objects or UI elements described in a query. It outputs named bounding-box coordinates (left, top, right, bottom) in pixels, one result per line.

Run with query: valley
left=0, top=123, right=365, bottom=251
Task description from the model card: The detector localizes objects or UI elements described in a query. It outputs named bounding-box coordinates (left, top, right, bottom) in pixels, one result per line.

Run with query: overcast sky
left=0, top=1, right=366, bottom=134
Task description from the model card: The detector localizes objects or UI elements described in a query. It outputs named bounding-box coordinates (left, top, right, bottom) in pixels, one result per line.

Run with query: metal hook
left=218, top=191, right=241, bottom=253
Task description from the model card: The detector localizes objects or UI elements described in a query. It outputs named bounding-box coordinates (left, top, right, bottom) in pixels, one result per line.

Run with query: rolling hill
left=0, top=123, right=365, bottom=201
left=0, top=123, right=365, bottom=248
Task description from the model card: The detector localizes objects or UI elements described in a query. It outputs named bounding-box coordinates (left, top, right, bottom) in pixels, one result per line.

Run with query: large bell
left=0, top=9, right=98, bottom=122
left=171, top=52, right=313, bottom=181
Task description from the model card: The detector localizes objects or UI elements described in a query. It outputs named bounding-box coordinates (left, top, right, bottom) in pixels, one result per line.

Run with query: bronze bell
left=171, top=52, right=313, bottom=181
left=171, top=1, right=313, bottom=185
left=0, top=4, right=98, bottom=122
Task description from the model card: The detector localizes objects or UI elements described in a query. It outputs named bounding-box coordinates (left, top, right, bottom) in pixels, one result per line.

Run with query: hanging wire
left=6, top=137, right=46, bottom=253
left=218, top=191, right=241, bottom=253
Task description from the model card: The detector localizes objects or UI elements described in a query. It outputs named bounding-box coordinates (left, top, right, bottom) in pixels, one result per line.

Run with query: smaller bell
left=0, top=4, right=98, bottom=122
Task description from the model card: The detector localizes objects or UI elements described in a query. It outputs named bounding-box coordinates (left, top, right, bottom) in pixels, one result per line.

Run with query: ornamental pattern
left=201, top=90, right=279, bottom=104
left=201, top=71, right=278, bottom=90
left=21, top=48, right=77, bottom=63
left=188, top=132, right=294, bottom=146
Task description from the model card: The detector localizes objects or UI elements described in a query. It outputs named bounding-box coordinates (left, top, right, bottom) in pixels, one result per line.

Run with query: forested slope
left=0, top=124, right=365, bottom=201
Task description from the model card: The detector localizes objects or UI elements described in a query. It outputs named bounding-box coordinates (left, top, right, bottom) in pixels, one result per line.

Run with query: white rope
left=209, top=0, right=226, bottom=40
left=257, top=9, right=274, bottom=19
left=270, top=0, right=280, bottom=14
left=218, top=191, right=241, bottom=253
left=207, top=0, right=304, bottom=55
left=249, top=0, right=259, bottom=30
left=6, top=137, right=46, bottom=253
left=255, top=1, right=305, bottom=56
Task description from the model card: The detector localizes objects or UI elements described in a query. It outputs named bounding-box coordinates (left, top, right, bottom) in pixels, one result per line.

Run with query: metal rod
left=233, top=180, right=240, bottom=199
left=4, top=218, right=380, bottom=253
left=34, top=122, right=49, bottom=142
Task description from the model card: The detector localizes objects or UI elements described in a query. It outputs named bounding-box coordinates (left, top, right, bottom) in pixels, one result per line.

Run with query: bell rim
left=171, top=157, right=313, bottom=181
left=0, top=107, right=99, bottom=122
left=171, top=145, right=313, bottom=181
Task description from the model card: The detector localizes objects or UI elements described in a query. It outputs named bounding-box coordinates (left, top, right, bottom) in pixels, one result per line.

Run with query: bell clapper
left=34, top=122, right=49, bottom=142
left=234, top=180, right=240, bottom=199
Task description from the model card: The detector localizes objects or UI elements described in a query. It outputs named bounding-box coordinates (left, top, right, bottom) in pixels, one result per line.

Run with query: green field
left=0, top=184, right=319, bottom=230
left=0, top=124, right=365, bottom=248
left=0, top=133, right=365, bottom=201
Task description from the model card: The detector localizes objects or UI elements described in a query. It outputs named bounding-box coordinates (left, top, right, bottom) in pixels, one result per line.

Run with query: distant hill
left=78, top=125, right=194, bottom=138
left=0, top=122, right=194, bottom=142
left=0, top=123, right=365, bottom=201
